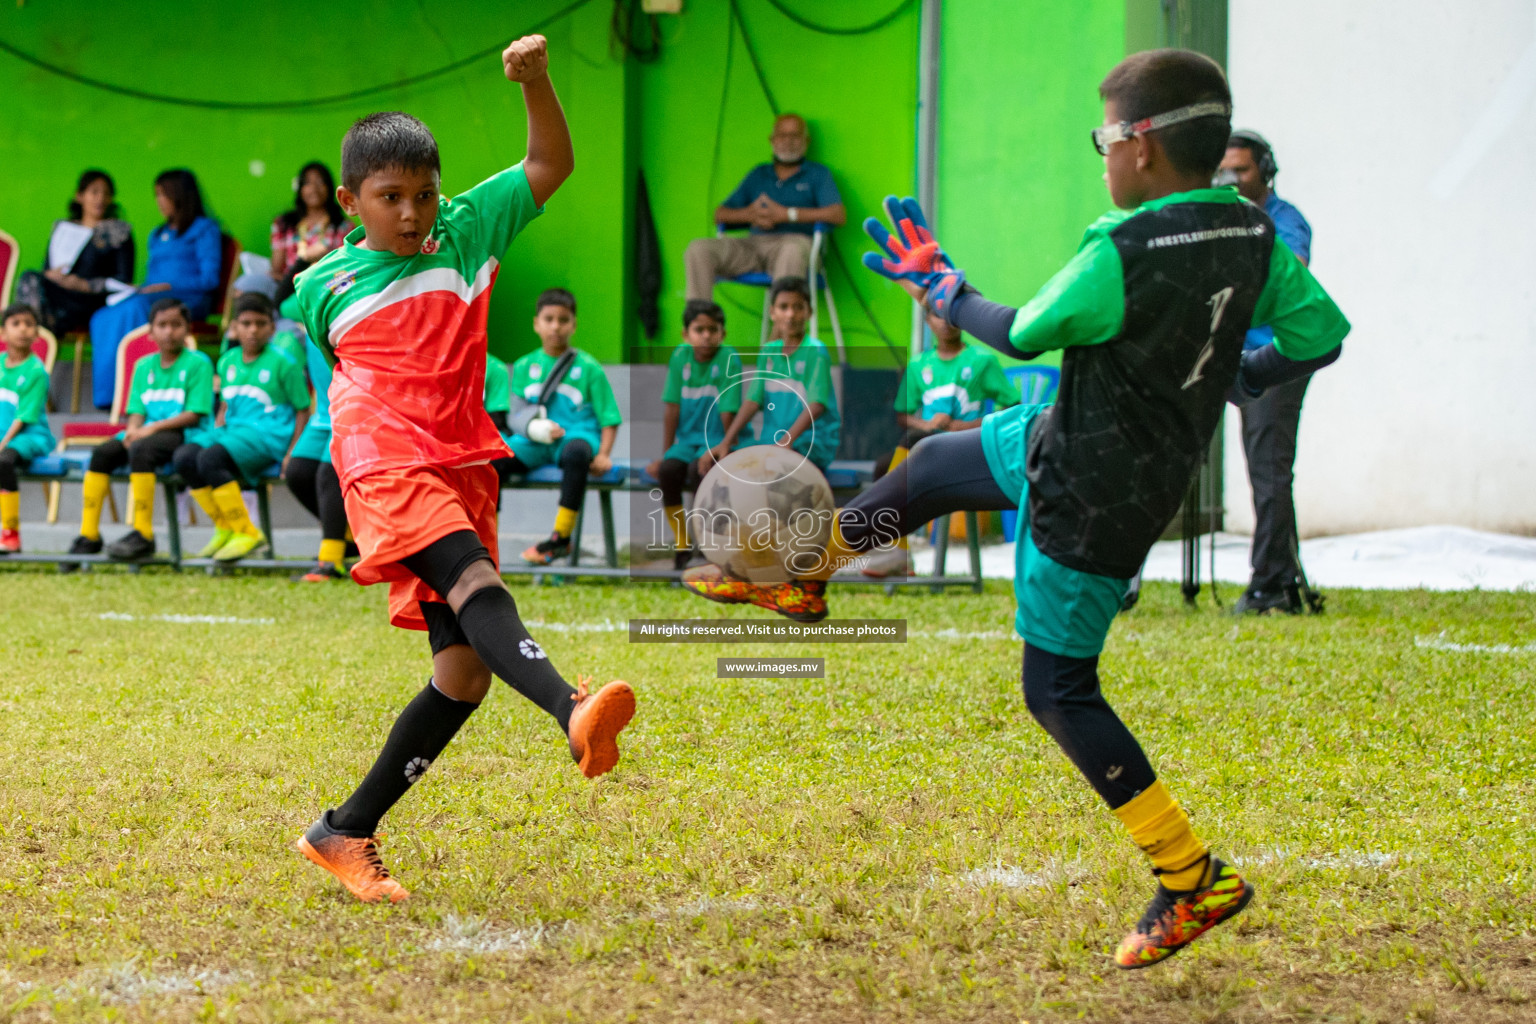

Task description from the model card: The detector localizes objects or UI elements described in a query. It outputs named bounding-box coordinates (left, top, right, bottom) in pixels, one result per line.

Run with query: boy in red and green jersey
left=291, top=36, right=634, bottom=906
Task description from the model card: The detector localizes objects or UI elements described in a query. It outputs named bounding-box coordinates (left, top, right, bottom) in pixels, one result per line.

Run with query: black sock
left=331, top=680, right=480, bottom=835
left=456, top=586, right=579, bottom=733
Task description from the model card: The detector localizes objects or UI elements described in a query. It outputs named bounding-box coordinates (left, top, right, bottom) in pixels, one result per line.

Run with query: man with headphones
left=1218, top=131, right=1316, bottom=614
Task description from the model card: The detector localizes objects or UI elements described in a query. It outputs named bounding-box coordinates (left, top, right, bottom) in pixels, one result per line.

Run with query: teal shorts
left=663, top=440, right=709, bottom=464
left=202, top=425, right=287, bottom=482
left=508, top=432, right=599, bottom=469
left=981, top=403, right=1131, bottom=659
left=289, top=421, right=332, bottom=463
left=4, top=431, right=53, bottom=462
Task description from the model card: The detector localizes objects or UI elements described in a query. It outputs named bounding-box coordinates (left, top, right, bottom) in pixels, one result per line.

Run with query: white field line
left=98, top=612, right=276, bottom=626
left=525, top=619, right=1014, bottom=642
left=422, top=914, right=556, bottom=956
left=1231, top=849, right=1399, bottom=870
left=1, top=962, right=246, bottom=1004
left=657, top=896, right=764, bottom=916
left=957, top=859, right=1088, bottom=890
left=1415, top=632, right=1536, bottom=655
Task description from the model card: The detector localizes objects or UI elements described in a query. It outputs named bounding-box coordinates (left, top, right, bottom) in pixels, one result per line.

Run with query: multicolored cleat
left=295, top=813, right=410, bottom=904
left=1115, top=857, right=1253, bottom=969
left=566, top=676, right=635, bottom=779
left=522, top=531, right=572, bottom=566
left=292, top=561, right=349, bottom=583
left=680, top=563, right=828, bottom=622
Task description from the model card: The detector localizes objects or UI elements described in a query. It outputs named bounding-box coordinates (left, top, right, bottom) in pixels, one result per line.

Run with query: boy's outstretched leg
left=683, top=430, right=1013, bottom=619
left=1020, top=645, right=1253, bottom=968
left=402, top=530, right=634, bottom=777
left=298, top=635, right=486, bottom=903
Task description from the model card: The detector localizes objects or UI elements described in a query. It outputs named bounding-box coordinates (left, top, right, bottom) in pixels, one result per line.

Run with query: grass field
left=0, top=568, right=1533, bottom=1023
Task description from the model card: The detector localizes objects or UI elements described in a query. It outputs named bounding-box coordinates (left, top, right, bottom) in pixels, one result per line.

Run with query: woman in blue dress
left=87, top=169, right=221, bottom=408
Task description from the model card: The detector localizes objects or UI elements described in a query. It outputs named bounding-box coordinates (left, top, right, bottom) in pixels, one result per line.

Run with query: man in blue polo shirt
left=1218, top=130, right=1316, bottom=614
left=684, top=113, right=847, bottom=300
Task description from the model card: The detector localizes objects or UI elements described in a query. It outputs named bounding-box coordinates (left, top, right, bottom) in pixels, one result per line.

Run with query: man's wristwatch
left=787, top=207, right=799, bottom=223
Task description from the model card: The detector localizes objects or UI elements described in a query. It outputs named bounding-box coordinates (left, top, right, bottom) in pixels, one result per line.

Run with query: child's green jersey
left=484, top=352, right=511, bottom=417
left=509, top=347, right=621, bottom=445
left=216, top=344, right=310, bottom=441
left=126, top=348, right=214, bottom=426
left=662, top=343, right=744, bottom=457
left=0, top=354, right=54, bottom=450
left=745, top=336, right=839, bottom=468
left=896, top=345, right=1019, bottom=423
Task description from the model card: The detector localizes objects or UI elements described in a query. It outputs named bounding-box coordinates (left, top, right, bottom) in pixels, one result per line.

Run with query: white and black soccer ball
left=692, top=447, right=834, bottom=583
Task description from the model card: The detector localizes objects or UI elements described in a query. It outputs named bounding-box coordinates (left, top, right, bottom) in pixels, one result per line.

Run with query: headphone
left=1228, top=129, right=1278, bottom=183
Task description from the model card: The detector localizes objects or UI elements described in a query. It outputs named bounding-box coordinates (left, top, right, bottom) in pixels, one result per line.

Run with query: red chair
left=30, top=325, right=58, bottom=375
left=189, top=233, right=242, bottom=345
left=0, top=228, right=18, bottom=307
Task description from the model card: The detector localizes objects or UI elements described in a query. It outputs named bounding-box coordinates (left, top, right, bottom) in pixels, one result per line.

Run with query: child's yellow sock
left=553, top=506, right=578, bottom=538
left=318, top=538, right=347, bottom=565
left=211, top=482, right=259, bottom=537
left=190, top=487, right=225, bottom=531
left=129, top=472, right=156, bottom=538
left=804, top=517, right=860, bottom=582
left=665, top=504, right=688, bottom=549
left=80, top=471, right=110, bottom=540
left=0, top=490, right=18, bottom=532
left=1112, top=780, right=1210, bottom=890
left=886, top=445, right=910, bottom=474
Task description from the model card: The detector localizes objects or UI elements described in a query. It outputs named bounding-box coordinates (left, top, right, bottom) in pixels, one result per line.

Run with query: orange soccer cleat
left=295, top=814, right=410, bottom=904
left=566, top=676, right=635, bottom=779
left=680, top=563, right=828, bottom=622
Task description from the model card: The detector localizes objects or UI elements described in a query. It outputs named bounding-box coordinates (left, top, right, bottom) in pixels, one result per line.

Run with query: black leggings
left=0, top=448, right=21, bottom=491
left=285, top=456, right=347, bottom=542
left=89, top=431, right=183, bottom=475
left=172, top=443, right=242, bottom=490
left=500, top=437, right=594, bottom=512
left=1021, top=645, right=1156, bottom=809
left=655, top=456, right=704, bottom=507
left=838, top=430, right=1014, bottom=552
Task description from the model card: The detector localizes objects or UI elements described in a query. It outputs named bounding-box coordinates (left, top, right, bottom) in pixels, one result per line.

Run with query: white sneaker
left=860, top=545, right=914, bottom=578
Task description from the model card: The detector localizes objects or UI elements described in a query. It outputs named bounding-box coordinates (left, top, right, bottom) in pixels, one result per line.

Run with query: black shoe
left=1233, top=584, right=1301, bottom=615
left=522, top=532, right=572, bottom=566
left=60, top=535, right=104, bottom=573
left=106, top=529, right=156, bottom=561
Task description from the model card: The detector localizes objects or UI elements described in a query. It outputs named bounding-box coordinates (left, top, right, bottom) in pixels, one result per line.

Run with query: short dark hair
left=1099, top=49, right=1232, bottom=177
left=682, top=299, right=725, bottom=330
left=68, top=169, right=120, bottom=221
left=1, top=302, right=38, bottom=326
left=769, top=276, right=811, bottom=305
left=231, top=292, right=275, bottom=320
left=535, top=288, right=577, bottom=316
left=154, top=169, right=207, bottom=232
left=148, top=297, right=190, bottom=323
left=341, top=112, right=441, bottom=194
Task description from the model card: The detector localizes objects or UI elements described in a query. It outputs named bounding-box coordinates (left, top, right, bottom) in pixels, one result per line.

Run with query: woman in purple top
left=86, top=169, right=221, bottom=408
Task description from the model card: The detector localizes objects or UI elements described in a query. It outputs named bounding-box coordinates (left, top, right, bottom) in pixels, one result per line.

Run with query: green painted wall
left=937, top=0, right=1127, bottom=368
left=0, top=0, right=632, bottom=364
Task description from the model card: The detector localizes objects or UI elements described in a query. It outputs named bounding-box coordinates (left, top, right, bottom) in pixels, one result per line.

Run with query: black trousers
left=1240, top=375, right=1309, bottom=591
left=88, top=431, right=184, bottom=475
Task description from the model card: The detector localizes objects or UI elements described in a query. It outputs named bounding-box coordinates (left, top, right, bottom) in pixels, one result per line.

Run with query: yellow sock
left=318, top=538, right=346, bottom=565
left=665, top=504, right=688, bottom=549
left=0, top=490, right=18, bottom=532
left=804, top=518, right=861, bottom=582
left=190, top=487, right=226, bottom=531
left=553, top=505, right=578, bottom=538
left=129, top=472, right=156, bottom=538
left=211, top=481, right=258, bottom=537
left=1112, top=780, right=1209, bottom=890
left=80, top=471, right=110, bottom=540
left=887, top=445, right=910, bottom=474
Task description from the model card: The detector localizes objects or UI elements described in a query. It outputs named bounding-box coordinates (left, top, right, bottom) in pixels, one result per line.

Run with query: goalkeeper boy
left=292, top=35, right=635, bottom=904
left=685, top=49, right=1348, bottom=967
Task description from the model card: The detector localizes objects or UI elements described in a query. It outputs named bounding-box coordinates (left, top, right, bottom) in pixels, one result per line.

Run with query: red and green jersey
left=293, top=164, right=542, bottom=488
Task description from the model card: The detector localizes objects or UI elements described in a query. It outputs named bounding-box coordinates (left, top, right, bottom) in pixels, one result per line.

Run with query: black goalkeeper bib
left=1026, top=198, right=1275, bottom=579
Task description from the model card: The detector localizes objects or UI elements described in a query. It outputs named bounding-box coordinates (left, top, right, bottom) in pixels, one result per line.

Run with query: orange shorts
left=344, top=462, right=501, bottom=631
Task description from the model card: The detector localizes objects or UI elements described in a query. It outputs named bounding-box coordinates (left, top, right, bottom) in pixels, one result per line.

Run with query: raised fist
left=503, top=34, right=550, bottom=83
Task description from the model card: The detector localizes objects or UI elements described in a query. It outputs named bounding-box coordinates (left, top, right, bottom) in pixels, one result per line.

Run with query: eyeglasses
left=1091, top=100, right=1231, bottom=156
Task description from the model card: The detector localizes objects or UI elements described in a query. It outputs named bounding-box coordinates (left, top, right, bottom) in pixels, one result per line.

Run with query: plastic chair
left=0, top=229, right=17, bottom=307
left=713, top=223, right=846, bottom=362
left=997, top=365, right=1061, bottom=543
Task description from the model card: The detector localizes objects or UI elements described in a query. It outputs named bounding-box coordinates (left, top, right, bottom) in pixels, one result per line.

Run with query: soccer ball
left=692, top=447, right=834, bottom=582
